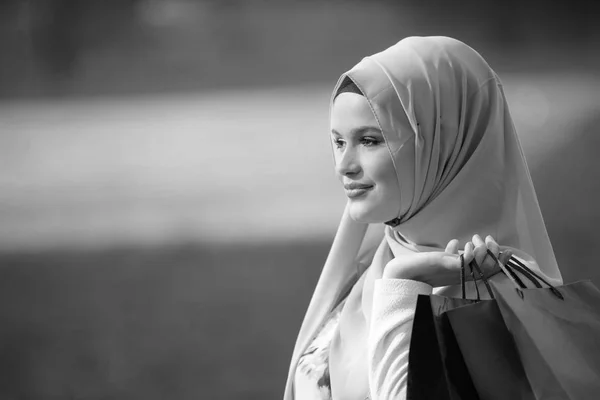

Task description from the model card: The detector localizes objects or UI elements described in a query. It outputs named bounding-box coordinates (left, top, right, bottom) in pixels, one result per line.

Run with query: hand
left=473, top=234, right=507, bottom=278
left=382, top=234, right=512, bottom=287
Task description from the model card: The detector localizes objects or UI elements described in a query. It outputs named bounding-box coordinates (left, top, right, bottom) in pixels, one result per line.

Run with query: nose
left=335, top=146, right=361, bottom=177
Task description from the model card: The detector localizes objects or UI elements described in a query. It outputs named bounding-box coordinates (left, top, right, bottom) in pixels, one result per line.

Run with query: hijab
left=284, top=36, right=562, bottom=400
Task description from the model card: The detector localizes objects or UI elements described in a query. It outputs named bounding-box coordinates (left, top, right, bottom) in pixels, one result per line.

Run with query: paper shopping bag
left=491, top=257, right=600, bottom=399
left=407, top=294, right=480, bottom=400
left=445, top=283, right=536, bottom=400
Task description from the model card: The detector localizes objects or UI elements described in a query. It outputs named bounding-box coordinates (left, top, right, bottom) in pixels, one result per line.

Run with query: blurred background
left=0, top=0, right=599, bottom=398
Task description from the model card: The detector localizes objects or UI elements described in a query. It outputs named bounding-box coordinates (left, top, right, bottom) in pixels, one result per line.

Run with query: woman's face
left=330, top=93, right=401, bottom=223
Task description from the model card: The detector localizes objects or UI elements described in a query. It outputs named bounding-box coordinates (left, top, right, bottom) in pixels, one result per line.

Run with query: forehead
left=331, top=93, right=379, bottom=134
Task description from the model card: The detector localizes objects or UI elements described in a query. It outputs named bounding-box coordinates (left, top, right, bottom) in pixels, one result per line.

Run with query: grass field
left=0, top=74, right=599, bottom=398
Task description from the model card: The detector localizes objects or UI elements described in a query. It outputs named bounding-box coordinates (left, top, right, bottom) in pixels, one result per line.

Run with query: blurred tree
left=0, top=0, right=597, bottom=98
left=31, top=0, right=82, bottom=77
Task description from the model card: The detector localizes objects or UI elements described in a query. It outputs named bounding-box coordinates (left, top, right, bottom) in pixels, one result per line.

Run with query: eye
left=332, top=138, right=345, bottom=149
left=360, top=136, right=382, bottom=147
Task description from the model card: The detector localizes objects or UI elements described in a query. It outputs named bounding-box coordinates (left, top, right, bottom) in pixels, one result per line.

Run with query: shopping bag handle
left=506, top=254, right=564, bottom=300
left=486, top=250, right=540, bottom=289
left=484, top=249, right=527, bottom=291
left=506, top=259, right=543, bottom=288
left=486, top=250, right=564, bottom=300
left=460, top=254, right=482, bottom=300
left=460, top=254, right=495, bottom=300
left=470, top=258, right=495, bottom=300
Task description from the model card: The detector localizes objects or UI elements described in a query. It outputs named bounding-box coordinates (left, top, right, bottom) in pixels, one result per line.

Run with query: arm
left=366, top=234, right=509, bottom=399
left=367, top=278, right=433, bottom=400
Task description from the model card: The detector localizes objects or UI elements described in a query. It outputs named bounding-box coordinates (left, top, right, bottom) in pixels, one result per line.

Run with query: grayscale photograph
left=0, top=1, right=599, bottom=399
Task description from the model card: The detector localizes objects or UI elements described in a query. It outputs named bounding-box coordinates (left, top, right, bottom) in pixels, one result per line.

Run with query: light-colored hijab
left=284, top=36, right=562, bottom=400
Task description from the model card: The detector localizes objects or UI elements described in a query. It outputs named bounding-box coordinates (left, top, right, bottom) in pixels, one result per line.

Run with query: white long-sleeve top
left=294, top=277, right=433, bottom=400
left=368, top=278, right=434, bottom=400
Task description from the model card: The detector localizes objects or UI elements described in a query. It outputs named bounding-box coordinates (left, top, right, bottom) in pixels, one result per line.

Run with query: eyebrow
left=331, top=126, right=382, bottom=137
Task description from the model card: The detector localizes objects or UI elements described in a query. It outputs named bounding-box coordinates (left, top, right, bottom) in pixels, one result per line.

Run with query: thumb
left=445, top=239, right=460, bottom=254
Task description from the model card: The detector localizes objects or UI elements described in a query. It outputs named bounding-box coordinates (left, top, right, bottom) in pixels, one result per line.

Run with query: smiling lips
left=344, top=183, right=374, bottom=198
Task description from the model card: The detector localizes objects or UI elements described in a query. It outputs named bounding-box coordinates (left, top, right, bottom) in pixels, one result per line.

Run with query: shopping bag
left=490, top=256, right=600, bottom=399
left=444, top=254, right=536, bottom=399
left=407, top=294, right=479, bottom=400
left=407, top=256, right=490, bottom=400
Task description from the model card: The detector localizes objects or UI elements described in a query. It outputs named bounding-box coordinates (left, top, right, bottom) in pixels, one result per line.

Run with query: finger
left=499, top=249, right=513, bottom=265
left=463, top=242, right=475, bottom=265
left=455, top=249, right=472, bottom=284
left=445, top=239, right=459, bottom=254
left=477, top=247, right=500, bottom=277
left=483, top=235, right=510, bottom=274
left=485, top=235, right=500, bottom=257
left=479, top=235, right=499, bottom=274
left=472, top=234, right=488, bottom=267
left=472, top=234, right=485, bottom=247
left=474, top=244, right=488, bottom=267
left=478, top=246, right=504, bottom=280
left=482, top=257, right=502, bottom=278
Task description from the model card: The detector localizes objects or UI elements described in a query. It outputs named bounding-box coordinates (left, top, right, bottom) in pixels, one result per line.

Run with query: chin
left=348, top=202, right=386, bottom=224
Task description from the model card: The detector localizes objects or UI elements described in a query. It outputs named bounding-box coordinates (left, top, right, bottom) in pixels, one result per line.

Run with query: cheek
left=366, top=152, right=399, bottom=194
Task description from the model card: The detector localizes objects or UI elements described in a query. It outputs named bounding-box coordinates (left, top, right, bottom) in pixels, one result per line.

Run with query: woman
left=284, top=36, right=563, bottom=400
